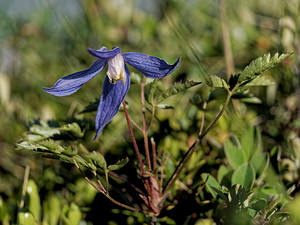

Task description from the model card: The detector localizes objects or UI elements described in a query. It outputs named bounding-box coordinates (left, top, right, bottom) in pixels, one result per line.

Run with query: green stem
left=162, top=91, right=232, bottom=195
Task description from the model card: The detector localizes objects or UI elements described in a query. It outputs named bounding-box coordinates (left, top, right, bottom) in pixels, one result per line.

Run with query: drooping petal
left=88, top=47, right=121, bottom=59
left=123, top=52, right=181, bottom=79
left=94, top=65, right=130, bottom=138
left=43, top=59, right=106, bottom=96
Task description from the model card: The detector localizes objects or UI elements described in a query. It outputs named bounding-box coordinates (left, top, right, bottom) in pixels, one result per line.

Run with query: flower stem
left=122, top=100, right=153, bottom=206
left=122, top=100, right=145, bottom=175
left=141, top=83, right=152, bottom=171
left=163, top=91, right=232, bottom=194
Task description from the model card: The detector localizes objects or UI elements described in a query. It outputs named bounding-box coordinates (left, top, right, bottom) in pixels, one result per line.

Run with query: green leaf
left=86, top=151, right=107, bottom=169
left=155, top=80, right=201, bottom=103
left=26, top=180, right=41, bottom=221
left=67, top=203, right=81, bottom=225
left=201, top=173, right=222, bottom=198
left=108, top=157, right=129, bottom=171
left=241, top=127, right=258, bottom=161
left=224, top=140, right=245, bottom=169
left=251, top=151, right=268, bottom=176
left=206, top=75, right=228, bottom=89
left=156, top=104, right=174, bottom=109
left=232, top=93, right=262, bottom=104
left=238, top=53, right=290, bottom=83
left=73, top=155, right=96, bottom=171
left=60, top=123, right=83, bottom=138
left=62, top=204, right=81, bottom=225
left=30, top=123, right=60, bottom=140
left=244, top=75, right=275, bottom=86
left=18, top=212, right=38, bottom=225
left=231, top=163, right=255, bottom=192
left=43, top=195, right=61, bottom=225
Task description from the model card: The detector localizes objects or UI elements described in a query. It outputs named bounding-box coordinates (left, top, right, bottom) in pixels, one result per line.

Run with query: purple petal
left=43, top=59, right=106, bottom=96
left=94, top=65, right=130, bottom=139
left=123, top=52, right=180, bottom=78
left=88, top=47, right=121, bottom=59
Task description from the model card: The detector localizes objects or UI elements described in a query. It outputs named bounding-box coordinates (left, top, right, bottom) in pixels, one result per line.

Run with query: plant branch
left=19, top=165, right=30, bottom=209
left=122, top=100, right=153, bottom=206
left=122, top=100, right=145, bottom=175
left=141, top=83, right=152, bottom=171
left=162, top=91, right=232, bottom=194
left=72, top=158, right=139, bottom=212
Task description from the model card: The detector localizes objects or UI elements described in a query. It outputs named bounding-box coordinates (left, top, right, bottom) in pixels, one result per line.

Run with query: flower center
left=107, top=53, right=126, bottom=84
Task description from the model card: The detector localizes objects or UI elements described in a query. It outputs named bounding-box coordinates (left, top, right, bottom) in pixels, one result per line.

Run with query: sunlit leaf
left=206, top=75, right=228, bottom=89
left=238, top=53, right=290, bottom=83
left=232, top=163, right=255, bottom=192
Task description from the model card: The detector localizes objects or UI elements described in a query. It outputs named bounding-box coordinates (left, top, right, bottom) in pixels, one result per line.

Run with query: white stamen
left=107, top=53, right=126, bottom=84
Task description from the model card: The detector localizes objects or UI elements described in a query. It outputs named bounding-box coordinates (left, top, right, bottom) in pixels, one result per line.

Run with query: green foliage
left=201, top=173, right=222, bottom=198
left=238, top=53, right=291, bottom=84
left=155, top=80, right=202, bottom=104
left=146, top=79, right=201, bottom=105
left=108, top=157, right=129, bottom=171
left=43, top=195, right=61, bottom=225
left=231, top=163, right=255, bottom=192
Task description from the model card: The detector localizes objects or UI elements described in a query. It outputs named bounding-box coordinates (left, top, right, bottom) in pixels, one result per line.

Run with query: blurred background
left=0, top=0, right=299, bottom=224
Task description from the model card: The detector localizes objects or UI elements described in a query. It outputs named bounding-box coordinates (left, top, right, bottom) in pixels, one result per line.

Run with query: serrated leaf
left=201, top=173, right=222, bottom=198
left=108, top=157, right=129, bottom=171
left=206, top=75, right=228, bottom=89
left=238, top=53, right=290, bottom=83
left=86, top=151, right=107, bottom=169
left=73, top=155, right=96, bottom=171
left=156, top=80, right=201, bottom=103
left=60, top=123, right=83, bottom=138
left=245, top=76, right=275, bottom=86
left=17, top=141, right=48, bottom=152
left=231, top=163, right=255, bottom=192
left=30, top=124, right=60, bottom=140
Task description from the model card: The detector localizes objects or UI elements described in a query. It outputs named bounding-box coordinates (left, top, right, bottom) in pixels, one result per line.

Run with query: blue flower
left=43, top=46, right=180, bottom=138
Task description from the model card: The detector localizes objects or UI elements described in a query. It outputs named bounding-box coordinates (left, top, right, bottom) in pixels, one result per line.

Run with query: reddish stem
left=141, top=83, right=152, bottom=171
left=122, top=100, right=153, bottom=206
left=122, top=100, right=145, bottom=174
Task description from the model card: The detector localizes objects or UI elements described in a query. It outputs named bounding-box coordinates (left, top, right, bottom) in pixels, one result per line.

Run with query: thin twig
left=93, top=170, right=107, bottom=194
left=122, top=100, right=153, bottom=205
left=198, top=102, right=207, bottom=136
left=220, top=0, right=234, bottom=79
left=162, top=91, right=232, bottom=195
left=147, top=104, right=156, bottom=131
left=141, top=83, right=152, bottom=171
left=109, top=171, right=145, bottom=196
left=151, top=138, right=157, bottom=172
left=122, top=101, right=145, bottom=175
left=72, top=158, right=139, bottom=212
left=19, top=165, right=30, bottom=209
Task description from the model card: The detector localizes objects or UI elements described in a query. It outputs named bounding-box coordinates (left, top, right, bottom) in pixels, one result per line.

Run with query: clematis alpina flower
left=43, top=46, right=180, bottom=138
